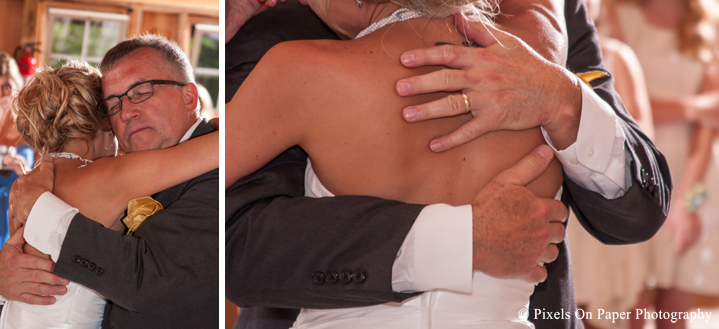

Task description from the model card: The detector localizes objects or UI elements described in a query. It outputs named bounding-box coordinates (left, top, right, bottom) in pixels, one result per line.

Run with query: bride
left=0, top=61, right=218, bottom=328
left=226, top=0, right=565, bottom=327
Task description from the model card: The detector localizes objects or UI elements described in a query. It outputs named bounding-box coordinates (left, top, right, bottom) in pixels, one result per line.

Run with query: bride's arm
left=225, top=43, right=308, bottom=189
left=53, top=128, right=219, bottom=228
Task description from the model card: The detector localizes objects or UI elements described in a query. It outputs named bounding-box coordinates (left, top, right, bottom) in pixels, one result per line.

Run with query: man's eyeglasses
left=98, top=80, right=187, bottom=117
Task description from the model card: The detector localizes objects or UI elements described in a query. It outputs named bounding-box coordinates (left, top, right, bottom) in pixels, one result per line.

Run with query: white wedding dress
left=292, top=160, right=535, bottom=329
left=0, top=281, right=106, bottom=329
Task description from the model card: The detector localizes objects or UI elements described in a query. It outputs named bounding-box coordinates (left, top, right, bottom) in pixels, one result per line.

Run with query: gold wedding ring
left=461, top=92, right=470, bottom=113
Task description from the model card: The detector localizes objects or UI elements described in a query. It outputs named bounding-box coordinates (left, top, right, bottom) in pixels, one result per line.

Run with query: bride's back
left=236, top=16, right=563, bottom=205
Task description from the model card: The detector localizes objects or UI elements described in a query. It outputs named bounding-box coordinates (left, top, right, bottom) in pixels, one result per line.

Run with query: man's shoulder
left=154, top=121, right=218, bottom=206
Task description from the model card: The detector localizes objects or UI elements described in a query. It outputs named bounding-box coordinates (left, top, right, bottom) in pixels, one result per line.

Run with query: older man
left=0, top=35, right=218, bottom=328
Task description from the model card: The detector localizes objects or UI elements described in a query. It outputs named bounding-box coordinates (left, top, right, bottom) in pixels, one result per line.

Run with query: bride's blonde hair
left=315, top=0, right=499, bottom=37
left=13, top=60, right=108, bottom=156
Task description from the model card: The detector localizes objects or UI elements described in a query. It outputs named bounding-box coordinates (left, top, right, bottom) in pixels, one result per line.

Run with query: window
left=45, top=8, right=128, bottom=67
left=190, top=23, right=219, bottom=117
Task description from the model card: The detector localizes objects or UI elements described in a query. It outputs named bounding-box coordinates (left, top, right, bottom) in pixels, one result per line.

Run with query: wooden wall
left=0, top=0, right=26, bottom=55
left=4, top=0, right=219, bottom=66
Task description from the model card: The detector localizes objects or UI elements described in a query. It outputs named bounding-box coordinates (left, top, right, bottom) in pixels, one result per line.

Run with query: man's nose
left=118, top=96, right=141, bottom=121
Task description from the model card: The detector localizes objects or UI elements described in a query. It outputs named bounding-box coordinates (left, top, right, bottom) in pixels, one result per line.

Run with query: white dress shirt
left=24, top=118, right=203, bottom=261
left=392, top=83, right=630, bottom=293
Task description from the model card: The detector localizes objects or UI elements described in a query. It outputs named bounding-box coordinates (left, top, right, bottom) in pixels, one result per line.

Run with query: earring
left=355, top=0, right=362, bottom=7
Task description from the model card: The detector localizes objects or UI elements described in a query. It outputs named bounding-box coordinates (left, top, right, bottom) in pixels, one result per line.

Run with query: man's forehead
left=101, top=50, right=168, bottom=97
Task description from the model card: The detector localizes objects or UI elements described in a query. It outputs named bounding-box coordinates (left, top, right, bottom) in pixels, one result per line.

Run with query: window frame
left=44, top=7, right=129, bottom=67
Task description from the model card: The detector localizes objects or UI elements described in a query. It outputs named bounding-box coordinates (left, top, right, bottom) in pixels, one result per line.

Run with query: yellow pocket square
left=576, top=70, right=610, bottom=88
left=122, top=197, right=163, bottom=235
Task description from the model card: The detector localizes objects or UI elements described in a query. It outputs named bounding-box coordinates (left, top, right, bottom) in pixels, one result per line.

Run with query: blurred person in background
left=0, top=53, right=33, bottom=246
left=602, top=0, right=719, bottom=327
left=567, top=0, right=655, bottom=327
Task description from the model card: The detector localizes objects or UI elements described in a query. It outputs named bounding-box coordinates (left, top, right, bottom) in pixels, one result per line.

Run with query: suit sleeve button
left=312, top=271, right=325, bottom=284
left=72, top=255, right=81, bottom=264
left=352, top=270, right=367, bottom=283
left=79, top=259, right=89, bottom=267
left=87, top=263, right=96, bottom=271
left=352, top=270, right=366, bottom=283
left=325, top=271, right=338, bottom=284
left=94, top=267, right=104, bottom=276
left=339, top=271, right=352, bottom=283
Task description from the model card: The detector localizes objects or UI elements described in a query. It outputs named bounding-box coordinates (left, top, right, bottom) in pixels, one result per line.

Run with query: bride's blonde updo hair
left=13, top=60, right=108, bottom=156
left=315, top=0, right=498, bottom=36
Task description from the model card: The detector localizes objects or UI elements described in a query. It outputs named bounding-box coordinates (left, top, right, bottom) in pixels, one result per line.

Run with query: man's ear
left=182, top=82, right=200, bottom=114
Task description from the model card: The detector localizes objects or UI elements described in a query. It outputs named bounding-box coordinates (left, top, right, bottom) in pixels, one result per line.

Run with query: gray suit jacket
left=54, top=120, right=219, bottom=329
left=226, top=2, right=670, bottom=328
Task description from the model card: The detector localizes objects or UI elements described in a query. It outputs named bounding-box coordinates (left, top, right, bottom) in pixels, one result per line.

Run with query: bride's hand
left=9, top=156, right=55, bottom=229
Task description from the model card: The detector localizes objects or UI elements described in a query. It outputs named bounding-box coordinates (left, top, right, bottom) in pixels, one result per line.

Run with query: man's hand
left=396, top=15, right=582, bottom=152
left=471, top=145, right=567, bottom=283
left=0, top=227, right=69, bottom=304
left=9, top=156, right=55, bottom=229
left=226, top=0, right=286, bottom=43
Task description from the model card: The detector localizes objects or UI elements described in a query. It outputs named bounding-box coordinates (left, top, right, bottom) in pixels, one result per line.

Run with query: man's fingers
left=17, top=253, right=59, bottom=275
left=523, top=266, right=548, bottom=283
left=6, top=226, right=25, bottom=249
left=428, top=117, right=493, bottom=152
left=399, top=44, right=475, bottom=70
left=396, top=69, right=468, bottom=97
left=21, top=280, right=68, bottom=296
left=36, top=156, right=56, bottom=175
left=546, top=221, right=566, bottom=245
left=403, top=92, right=475, bottom=122
left=544, top=199, right=569, bottom=223
left=454, top=13, right=502, bottom=47
left=16, top=293, right=57, bottom=305
left=538, top=243, right=560, bottom=264
left=496, top=145, right=554, bottom=186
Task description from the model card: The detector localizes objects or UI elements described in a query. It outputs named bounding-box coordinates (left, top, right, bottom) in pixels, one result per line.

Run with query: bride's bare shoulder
left=244, top=39, right=370, bottom=100
left=256, top=39, right=368, bottom=76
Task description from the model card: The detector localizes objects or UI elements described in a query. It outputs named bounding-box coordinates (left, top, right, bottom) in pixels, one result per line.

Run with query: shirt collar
left=179, top=118, right=203, bottom=144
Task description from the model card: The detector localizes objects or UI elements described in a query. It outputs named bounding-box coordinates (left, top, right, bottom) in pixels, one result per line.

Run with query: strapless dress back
left=296, top=160, right=535, bottom=329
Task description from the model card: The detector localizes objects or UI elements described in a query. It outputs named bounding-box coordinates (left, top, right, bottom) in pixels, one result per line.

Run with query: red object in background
left=18, top=46, right=37, bottom=77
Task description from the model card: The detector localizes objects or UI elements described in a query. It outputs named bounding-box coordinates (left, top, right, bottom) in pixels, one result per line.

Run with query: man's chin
left=122, top=141, right=161, bottom=153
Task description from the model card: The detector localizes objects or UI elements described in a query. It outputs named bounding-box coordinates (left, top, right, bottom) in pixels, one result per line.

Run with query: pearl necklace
left=355, top=8, right=424, bottom=39
left=48, top=152, right=93, bottom=168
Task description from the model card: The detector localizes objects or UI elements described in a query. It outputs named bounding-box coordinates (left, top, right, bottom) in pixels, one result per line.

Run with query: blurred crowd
left=568, top=0, right=719, bottom=328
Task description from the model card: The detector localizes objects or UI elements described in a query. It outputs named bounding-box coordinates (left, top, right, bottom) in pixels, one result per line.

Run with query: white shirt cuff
left=392, top=204, right=473, bottom=293
left=542, top=82, right=628, bottom=199
left=23, top=192, right=78, bottom=262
